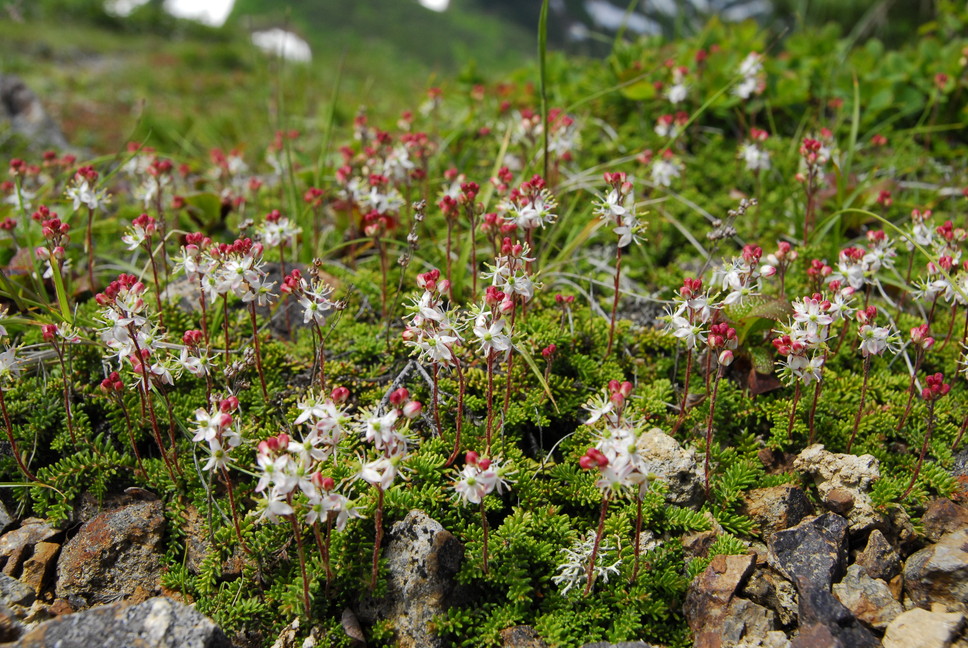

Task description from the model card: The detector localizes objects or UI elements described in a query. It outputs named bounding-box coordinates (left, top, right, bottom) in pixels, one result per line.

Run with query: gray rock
left=0, top=75, right=68, bottom=151
left=742, top=567, right=798, bottom=626
left=0, top=502, right=14, bottom=535
left=0, top=574, right=34, bottom=608
left=767, top=514, right=849, bottom=592
left=635, top=428, right=705, bottom=507
left=923, top=499, right=968, bottom=543
left=357, top=510, right=464, bottom=648
left=882, top=607, right=964, bottom=648
left=740, top=484, right=814, bottom=539
left=730, top=631, right=790, bottom=648
left=6, top=596, right=232, bottom=648
left=855, top=528, right=901, bottom=581
left=720, top=598, right=779, bottom=646
left=832, top=564, right=902, bottom=630
left=904, top=527, right=968, bottom=612
left=501, top=625, right=548, bottom=647
left=793, top=445, right=882, bottom=534
left=55, top=499, right=164, bottom=608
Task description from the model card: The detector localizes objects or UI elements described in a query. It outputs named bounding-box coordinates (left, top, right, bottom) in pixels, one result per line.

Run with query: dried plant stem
left=953, top=411, right=968, bottom=452
left=847, top=355, right=872, bottom=453
left=51, top=344, right=77, bottom=447
left=583, top=494, right=610, bottom=596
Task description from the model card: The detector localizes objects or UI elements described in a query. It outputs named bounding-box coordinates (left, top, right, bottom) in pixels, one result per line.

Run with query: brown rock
left=55, top=499, right=164, bottom=609
left=904, top=527, right=968, bottom=612
left=832, top=564, right=902, bottom=631
left=791, top=623, right=838, bottom=648
left=19, top=542, right=58, bottom=596
left=0, top=521, right=59, bottom=577
left=500, top=625, right=548, bottom=648
left=741, top=485, right=814, bottom=539
left=855, top=529, right=901, bottom=581
left=48, top=599, right=72, bottom=616
left=0, top=601, right=23, bottom=642
left=882, top=607, right=964, bottom=648
left=823, top=489, right=854, bottom=516
left=923, top=499, right=968, bottom=542
left=685, top=553, right=758, bottom=648
left=682, top=530, right=718, bottom=559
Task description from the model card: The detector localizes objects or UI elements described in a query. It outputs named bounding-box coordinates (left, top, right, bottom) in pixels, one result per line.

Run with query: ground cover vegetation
left=1, top=1, right=968, bottom=646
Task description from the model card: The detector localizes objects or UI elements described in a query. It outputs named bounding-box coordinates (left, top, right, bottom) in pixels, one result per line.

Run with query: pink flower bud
left=719, top=350, right=734, bottom=367
left=389, top=388, right=409, bottom=405
left=331, top=386, right=350, bottom=403
left=465, top=450, right=479, bottom=466
left=478, top=458, right=491, bottom=470
left=402, top=400, right=422, bottom=419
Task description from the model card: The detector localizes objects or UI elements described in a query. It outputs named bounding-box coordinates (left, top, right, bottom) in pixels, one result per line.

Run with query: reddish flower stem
left=371, top=485, right=385, bottom=590
left=847, top=355, right=872, bottom=453
left=249, top=303, right=269, bottom=400
left=0, top=385, right=36, bottom=481
left=583, top=494, right=610, bottom=596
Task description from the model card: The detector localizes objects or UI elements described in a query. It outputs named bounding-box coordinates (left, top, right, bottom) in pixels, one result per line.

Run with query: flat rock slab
left=882, top=607, right=964, bottom=648
left=55, top=499, right=164, bottom=608
left=4, top=596, right=232, bottom=648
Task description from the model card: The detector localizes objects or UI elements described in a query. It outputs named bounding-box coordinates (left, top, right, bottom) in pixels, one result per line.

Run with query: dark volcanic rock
left=55, top=499, right=164, bottom=608
left=795, top=587, right=878, bottom=648
left=6, top=596, right=232, bottom=648
left=767, top=514, right=848, bottom=591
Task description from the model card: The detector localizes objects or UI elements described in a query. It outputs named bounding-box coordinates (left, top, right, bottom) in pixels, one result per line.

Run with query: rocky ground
left=0, top=437, right=966, bottom=647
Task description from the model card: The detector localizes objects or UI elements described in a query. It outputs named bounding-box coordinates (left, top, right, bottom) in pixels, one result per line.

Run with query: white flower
left=665, top=83, right=688, bottom=104
left=473, top=316, right=511, bottom=358
left=651, top=159, right=682, bottom=187
left=739, top=143, right=771, bottom=172
left=0, top=346, right=21, bottom=381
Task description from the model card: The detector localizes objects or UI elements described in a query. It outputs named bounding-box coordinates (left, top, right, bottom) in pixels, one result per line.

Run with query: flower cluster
left=453, top=451, right=512, bottom=505
left=579, top=380, right=649, bottom=498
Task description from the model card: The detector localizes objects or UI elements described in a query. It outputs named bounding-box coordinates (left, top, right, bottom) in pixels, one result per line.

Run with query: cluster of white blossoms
left=825, top=231, right=897, bottom=293
left=95, top=273, right=176, bottom=385
left=254, top=386, right=359, bottom=527
left=738, top=128, right=771, bottom=172
left=579, top=380, right=650, bottom=498
left=500, top=175, right=558, bottom=232
left=192, top=396, right=243, bottom=472
left=64, top=166, right=110, bottom=212
left=773, top=292, right=853, bottom=386
left=452, top=451, right=513, bottom=506
left=355, top=387, right=422, bottom=491
left=594, top=172, right=644, bottom=248
left=734, top=51, right=764, bottom=100
left=256, top=209, right=302, bottom=248
left=486, top=238, right=536, bottom=305
left=855, top=306, right=899, bottom=358
left=402, top=268, right=463, bottom=366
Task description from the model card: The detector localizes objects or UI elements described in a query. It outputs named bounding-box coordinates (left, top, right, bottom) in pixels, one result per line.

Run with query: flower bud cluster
left=579, top=380, right=650, bottom=498
left=453, top=451, right=513, bottom=505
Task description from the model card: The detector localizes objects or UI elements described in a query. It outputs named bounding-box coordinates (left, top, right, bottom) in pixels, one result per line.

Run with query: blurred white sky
left=109, top=0, right=450, bottom=24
